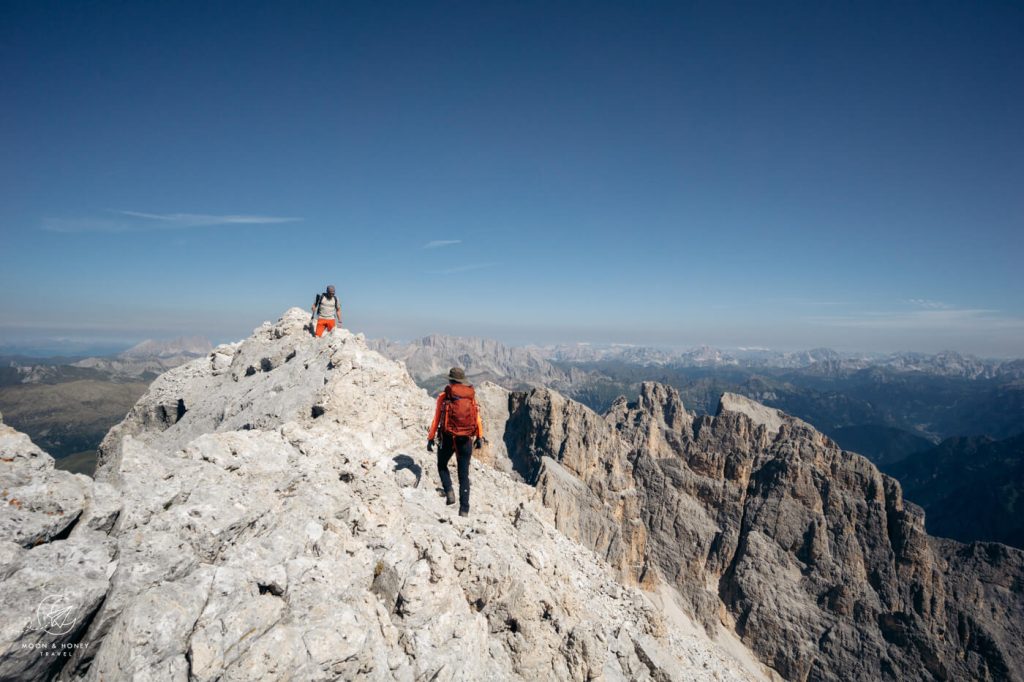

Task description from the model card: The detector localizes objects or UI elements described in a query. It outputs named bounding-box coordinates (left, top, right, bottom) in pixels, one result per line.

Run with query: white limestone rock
left=716, top=392, right=808, bottom=436
left=0, top=416, right=117, bottom=682
left=1, top=310, right=760, bottom=682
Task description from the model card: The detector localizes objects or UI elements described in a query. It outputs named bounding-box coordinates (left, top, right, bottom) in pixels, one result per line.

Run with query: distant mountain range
left=374, top=333, right=1024, bottom=550
left=373, top=333, right=1023, bottom=439
left=367, top=335, right=577, bottom=393
left=1, top=336, right=212, bottom=386
left=531, top=342, right=1024, bottom=379
left=69, top=335, right=212, bottom=379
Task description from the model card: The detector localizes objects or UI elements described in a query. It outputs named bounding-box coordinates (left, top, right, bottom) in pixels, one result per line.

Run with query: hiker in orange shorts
left=311, top=285, right=342, bottom=337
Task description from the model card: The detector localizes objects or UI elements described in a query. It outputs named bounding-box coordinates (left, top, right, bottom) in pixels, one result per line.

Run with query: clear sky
left=2, top=1, right=1022, bottom=356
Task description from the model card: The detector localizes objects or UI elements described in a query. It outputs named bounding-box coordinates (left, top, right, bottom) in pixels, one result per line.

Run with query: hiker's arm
left=427, top=394, right=444, bottom=441
left=473, top=410, right=486, bottom=449
left=336, top=301, right=342, bottom=325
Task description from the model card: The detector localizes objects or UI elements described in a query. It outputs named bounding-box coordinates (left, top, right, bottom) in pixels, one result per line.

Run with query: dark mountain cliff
left=486, top=382, right=1024, bottom=681
left=888, top=433, right=1024, bottom=550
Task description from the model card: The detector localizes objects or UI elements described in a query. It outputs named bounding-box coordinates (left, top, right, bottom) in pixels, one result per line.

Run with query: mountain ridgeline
left=2, top=313, right=1022, bottom=681
left=375, top=333, right=1024, bottom=551
left=372, top=335, right=1024, bottom=448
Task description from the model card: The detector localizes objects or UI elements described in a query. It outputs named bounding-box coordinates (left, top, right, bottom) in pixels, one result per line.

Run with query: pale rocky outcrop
left=714, top=393, right=806, bottom=436
left=1, top=310, right=758, bottom=681
left=0, top=413, right=117, bottom=682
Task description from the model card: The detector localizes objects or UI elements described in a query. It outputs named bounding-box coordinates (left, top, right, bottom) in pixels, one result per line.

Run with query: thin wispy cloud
left=41, top=211, right=302, bottom=233
left=116, top=211, right=302, bottom=226
left=906, top=298, right=954, bottom=310
left=426, top=262, right=495, bottom=275
left=422, top=239, right=462, bottom=249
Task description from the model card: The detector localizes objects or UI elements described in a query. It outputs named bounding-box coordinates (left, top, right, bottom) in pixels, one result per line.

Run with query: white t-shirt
left=316, top=295, right=339, bottom=320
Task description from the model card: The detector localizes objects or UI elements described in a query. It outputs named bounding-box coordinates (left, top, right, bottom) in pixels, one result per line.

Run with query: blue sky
left=2, top=1, right=1022, bottom=356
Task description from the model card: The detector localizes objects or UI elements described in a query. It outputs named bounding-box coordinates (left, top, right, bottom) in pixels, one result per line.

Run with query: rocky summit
left=0, top=309, right=762, bottom=681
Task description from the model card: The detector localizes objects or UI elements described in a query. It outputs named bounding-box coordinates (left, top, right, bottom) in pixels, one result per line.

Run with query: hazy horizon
left=2, top=310, right=1022, bottom=361
left=2, top=3, right=1022, bottom=357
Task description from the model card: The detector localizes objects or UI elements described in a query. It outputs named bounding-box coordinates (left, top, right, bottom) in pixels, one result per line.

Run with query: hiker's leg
left=315, top=319, right=328, bottom=337
left=436, top=433, right=455, bottom=494
left=455, top=435, right=473, bottom=513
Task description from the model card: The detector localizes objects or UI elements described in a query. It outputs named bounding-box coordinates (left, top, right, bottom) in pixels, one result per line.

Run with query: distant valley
left=888, top=432, right=1024, bottom=549
left=0, top=336, right=211, bottom=475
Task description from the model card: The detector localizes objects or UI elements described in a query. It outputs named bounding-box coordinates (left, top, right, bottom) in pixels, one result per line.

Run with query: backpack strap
left=442, top=385, right=453, bottom=433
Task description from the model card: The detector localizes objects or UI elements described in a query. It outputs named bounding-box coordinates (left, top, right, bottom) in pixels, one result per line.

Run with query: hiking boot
left=445, top=490, right=456, bottom=505
left=458, top=509, right=469, bottom=518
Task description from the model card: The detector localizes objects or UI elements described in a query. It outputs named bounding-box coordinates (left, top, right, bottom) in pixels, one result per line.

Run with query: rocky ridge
left=0, top=310, right=760, bottom=681
left=0, top=412, right=118, bottom=681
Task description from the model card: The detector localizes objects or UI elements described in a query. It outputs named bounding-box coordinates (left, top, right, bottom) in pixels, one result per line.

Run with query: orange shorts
left=315, top=319, right=336, bottom=337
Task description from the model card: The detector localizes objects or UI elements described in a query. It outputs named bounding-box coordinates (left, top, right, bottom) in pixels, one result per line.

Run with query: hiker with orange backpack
left=427, top=367, right=485, bottom=517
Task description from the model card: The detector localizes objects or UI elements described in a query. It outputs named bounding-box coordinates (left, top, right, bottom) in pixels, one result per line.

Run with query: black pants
left=437, top=433, right=472, bottom=512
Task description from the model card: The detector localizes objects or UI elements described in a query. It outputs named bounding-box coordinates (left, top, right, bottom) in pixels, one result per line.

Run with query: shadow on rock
left=392, top=454, right=422, bottom=488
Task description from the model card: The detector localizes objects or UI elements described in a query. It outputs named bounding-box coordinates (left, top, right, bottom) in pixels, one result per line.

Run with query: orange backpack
left=442, top=384, right=479, bottom=437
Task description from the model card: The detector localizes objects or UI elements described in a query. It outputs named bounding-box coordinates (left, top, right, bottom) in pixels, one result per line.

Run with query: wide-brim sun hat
left=448, top=367, right=468, bottom=384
